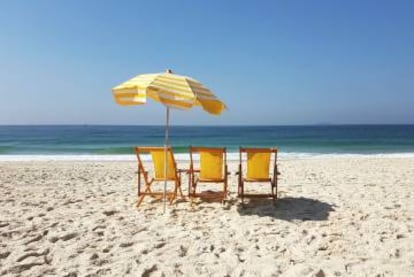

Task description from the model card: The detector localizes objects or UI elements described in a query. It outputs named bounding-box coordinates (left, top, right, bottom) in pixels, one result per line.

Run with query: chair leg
left=169, top=194, right=175, bottom=205
left=270, top=181, right=274, bottom=197
left=275, top=178, right=278, bottom=200
left=188, top=174, right=192, bottom=198
left=270, top=181, right=275, bottom=204
left=178, top=182, right=184, bottom=199
left=136, top=180, right=151, bottom=207
left=136, top=194, right=145, bottom=207
left=190, top=183, right=196, bottom=208
left=241, top=181, right=244, bottom=204
left=236, top=174, right=240, bottom=196
left=193, top=180, right=198, bottom=197
left=171, top=179, right=184, bottom=204
left=189, top=180, right=197, bottom=207
left=223, top=180, right=228, bottom=205
left=172, top=180, right=178, bottom=204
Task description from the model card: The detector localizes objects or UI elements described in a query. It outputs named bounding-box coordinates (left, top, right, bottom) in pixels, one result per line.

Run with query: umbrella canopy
left=112, top=70, right=226, bottom=213
left=112, top=69, right=226, bottom=114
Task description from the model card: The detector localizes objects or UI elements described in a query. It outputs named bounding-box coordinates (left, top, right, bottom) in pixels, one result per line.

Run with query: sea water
left=1, top=125, right=414, bottom=161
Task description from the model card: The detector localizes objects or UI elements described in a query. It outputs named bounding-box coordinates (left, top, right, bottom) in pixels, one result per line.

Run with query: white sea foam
left=1, top=152, right=414, bottom=162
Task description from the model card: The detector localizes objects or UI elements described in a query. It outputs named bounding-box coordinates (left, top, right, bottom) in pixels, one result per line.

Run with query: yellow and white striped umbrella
left=112, top=70, right=226, bottom=212
left=112, top=70, right=226, bottom=115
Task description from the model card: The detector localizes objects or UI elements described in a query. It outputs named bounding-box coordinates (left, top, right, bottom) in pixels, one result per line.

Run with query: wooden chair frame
left=188, top=147, right=228, bottom=204
left=134, top=147, right=184, bottom=207
left=237, top=147, right=280, bottom=203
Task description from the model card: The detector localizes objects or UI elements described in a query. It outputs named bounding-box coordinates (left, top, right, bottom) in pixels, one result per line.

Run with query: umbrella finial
left=166, top=69, right=173, bottom=74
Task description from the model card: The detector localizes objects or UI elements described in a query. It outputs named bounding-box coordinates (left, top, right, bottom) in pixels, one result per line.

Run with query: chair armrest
left=187, top=168, right=199, bottom=179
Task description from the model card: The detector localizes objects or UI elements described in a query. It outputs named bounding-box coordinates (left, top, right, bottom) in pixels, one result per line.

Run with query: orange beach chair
left=237, top=147, right=280, bottom=203
left=134, top=147, right=184, bottom=207
left=189, top=147, right=228, bottom=204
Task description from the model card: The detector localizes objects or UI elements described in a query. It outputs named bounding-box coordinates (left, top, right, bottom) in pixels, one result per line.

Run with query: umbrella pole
left=163, top=106, right=170, bottom=214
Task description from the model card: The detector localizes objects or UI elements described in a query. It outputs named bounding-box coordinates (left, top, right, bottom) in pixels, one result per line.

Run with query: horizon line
left=1, top=123, right=414, bottom=127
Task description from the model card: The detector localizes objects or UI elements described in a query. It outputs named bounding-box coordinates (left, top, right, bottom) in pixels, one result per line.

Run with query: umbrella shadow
left=237, top=197, right=336, bottom=221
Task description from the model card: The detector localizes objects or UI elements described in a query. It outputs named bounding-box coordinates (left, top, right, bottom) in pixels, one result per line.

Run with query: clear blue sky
left=1, top=0, right=413, bottom=125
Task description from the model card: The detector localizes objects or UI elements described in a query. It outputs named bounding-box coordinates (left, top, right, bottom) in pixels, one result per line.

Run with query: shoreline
left=1, top=152, right=414, bottom=162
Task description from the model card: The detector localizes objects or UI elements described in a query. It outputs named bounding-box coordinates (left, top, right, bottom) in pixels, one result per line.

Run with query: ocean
left=1, top=125, right=414, bottom=161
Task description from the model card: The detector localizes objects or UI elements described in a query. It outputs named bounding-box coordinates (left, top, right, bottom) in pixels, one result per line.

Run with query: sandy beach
left=1, top=157, right=414, bottom=276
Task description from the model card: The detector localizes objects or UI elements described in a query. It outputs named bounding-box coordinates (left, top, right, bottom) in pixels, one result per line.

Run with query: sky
left=0, top=0, right=413, bottom=125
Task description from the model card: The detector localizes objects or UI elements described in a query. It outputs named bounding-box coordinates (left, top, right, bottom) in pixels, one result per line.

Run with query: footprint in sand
left=95, top=268, right=111, bottom=275
left=17, top=248, right=49, bottom=262
left=8, top=248, right=50, bottom=274
left=49, top=236, right=59, bottom=243
left=8, top=262, right=45, bottom=274
left=178, top=245, right=187, bottom=257
left=142, top=265, right=158, bottom=277
left=92, top=258, right=109, bottom=266
left=154, top=242, right=166, bottom=249
left=92, top=225, right=106, bottom=231
left=24, top=230, right=48, bottom=245
left=60, top=232, right=78, bottom=241
left=119, top=242, right=134, bottom=248
left=103, top=210, right=118, bottom=216
left=0, top=251, right=11, bottom=259
left=90, top=253, right=99, bottom=261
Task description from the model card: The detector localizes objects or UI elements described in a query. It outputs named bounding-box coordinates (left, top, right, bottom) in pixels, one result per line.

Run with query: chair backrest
left=135, top=147, right=177, bottom=180
left=240, top=148, right=277, bottom=179
left=190, top=147, right=226, bottom=180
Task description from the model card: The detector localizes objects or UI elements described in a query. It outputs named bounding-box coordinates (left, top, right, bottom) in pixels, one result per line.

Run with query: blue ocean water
left=1, top=125, right=414, bottom=157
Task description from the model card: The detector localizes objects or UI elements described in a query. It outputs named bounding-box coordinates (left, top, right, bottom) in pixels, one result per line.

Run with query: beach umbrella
left=112, top=69, right=226, bottom=213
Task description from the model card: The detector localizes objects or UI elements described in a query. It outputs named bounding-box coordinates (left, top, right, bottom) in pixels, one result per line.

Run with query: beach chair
left=189, top=147, right=228, bottom=204
left=134, top=147, right=184, bottom=207
left=237, top=147, right=280, bottom=203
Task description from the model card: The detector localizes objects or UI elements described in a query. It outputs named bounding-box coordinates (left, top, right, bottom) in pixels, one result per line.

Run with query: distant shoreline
left=1, top=152, right=414, bottom=162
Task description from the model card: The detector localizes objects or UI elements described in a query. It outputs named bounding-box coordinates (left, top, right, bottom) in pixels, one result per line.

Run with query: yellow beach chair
left=189, top=147, right=228, bottom=204
left=134, top=147, right=184, bottom=207
left=237, top=147, right=280, bottom=203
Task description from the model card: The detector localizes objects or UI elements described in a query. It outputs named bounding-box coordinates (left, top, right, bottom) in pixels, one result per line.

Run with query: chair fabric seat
left=246, top=152, right=271, bottom=180
left=238, top=147, right=278, bottom=202
left=135, top=147, right=184, bottom=207
left=189, top=147, right=228, bottom=204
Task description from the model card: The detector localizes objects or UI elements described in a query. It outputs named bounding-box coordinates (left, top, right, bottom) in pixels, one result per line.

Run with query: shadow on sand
left=237, top=197, right=335, bottom=221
